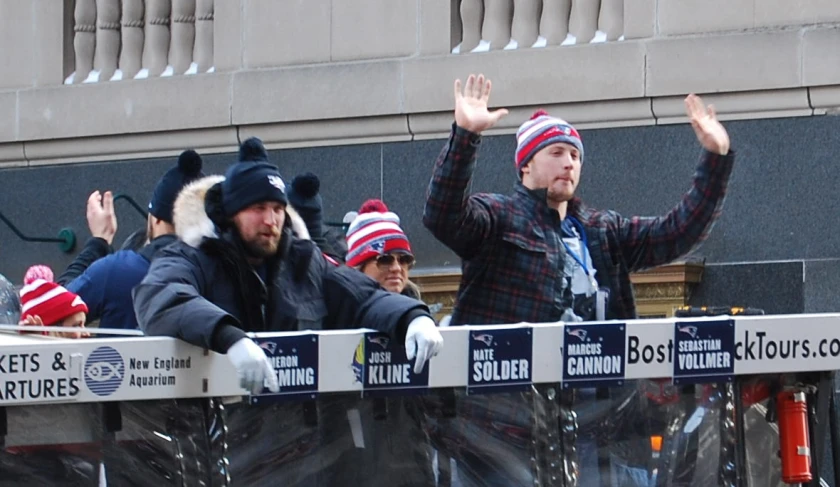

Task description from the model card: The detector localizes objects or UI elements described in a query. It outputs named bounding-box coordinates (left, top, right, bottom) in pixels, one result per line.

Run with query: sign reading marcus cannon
left=673, top=319, right=735, bottom=385
left=563, top=323, right=625, bottom=388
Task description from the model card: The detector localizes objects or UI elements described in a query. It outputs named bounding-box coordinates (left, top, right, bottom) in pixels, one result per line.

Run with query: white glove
left=405, top=316, right=444, bottom=374
left=227, top=338, right=280, bottom=395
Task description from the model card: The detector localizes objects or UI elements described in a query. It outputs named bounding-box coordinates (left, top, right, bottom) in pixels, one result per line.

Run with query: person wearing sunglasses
left=341, top=198, right=437, bottom=485
left=346, top=199, right=419, bottom=297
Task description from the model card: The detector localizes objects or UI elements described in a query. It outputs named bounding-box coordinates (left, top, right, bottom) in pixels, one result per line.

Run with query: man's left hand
left=405, top=316, right=444, bottom=374
left=685, top=94, right=730, bottom=156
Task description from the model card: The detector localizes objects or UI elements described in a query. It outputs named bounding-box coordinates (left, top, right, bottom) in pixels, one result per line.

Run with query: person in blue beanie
left=57, top=150, right=205, bottom=331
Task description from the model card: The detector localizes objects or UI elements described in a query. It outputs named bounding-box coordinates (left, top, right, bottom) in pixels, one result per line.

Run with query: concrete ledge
left=645, top=31, right=802, bottom=96
left=1, top=87, right=837, bottom=165
left=24, top=127, right=239, bottom=166
left=810, top=86, right=840, bottom=115
left=657, top=0, right=755, bottom=36
left=652, top=89, right=813, bottom=124
left=402, top=41, right=646, bottom=113
left=0, top=142, right=25, bottom=167
left=409, top=98, right=655, bottom=139
left=17, top=74, right=234, bottom=141
left=803, top=27, right=840, bottom=87
left=231, top=61, right=404, bottom=125
left=0, top=91, right=17, bottom=141
left=754, top=0, right=840, bottom=28
left=243, top=115, right=411, bottom=149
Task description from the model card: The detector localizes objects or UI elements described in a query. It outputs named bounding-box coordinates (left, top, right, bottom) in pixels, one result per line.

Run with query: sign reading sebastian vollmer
left=563, top=323, right=625, bottom=388
left=673, top=319, right=735, bottom=385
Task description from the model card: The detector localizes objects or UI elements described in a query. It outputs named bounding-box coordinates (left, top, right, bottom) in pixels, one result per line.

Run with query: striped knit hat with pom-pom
left=345, top=199, right=412, bottom=268
left=23, top=265, right=54, bottom=286
left=515, top=109, right=584, bottom=174
left=20, top=279, right=88, bottom=327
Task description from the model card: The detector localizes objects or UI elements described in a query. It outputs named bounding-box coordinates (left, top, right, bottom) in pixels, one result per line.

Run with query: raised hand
left=87, top=190, right=118, bottom=244
left=454, top=73, right=509, bottom=134
left=685, top=94, right=730, bottom=156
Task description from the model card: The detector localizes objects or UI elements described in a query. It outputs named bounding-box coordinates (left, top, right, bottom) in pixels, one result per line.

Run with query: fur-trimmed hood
left=173, top=175, right=310, bottom=248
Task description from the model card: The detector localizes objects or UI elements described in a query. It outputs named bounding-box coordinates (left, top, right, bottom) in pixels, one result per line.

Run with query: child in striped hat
left=345, top=199, right=416, bottom=294
left=19, top=279, right=89, bottom=339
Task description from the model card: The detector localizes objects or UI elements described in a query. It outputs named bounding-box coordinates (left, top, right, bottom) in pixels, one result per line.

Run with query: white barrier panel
left=2, top=313, right=840, bottom=407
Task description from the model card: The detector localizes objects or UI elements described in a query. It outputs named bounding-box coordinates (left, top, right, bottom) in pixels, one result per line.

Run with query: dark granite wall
left=2, top=114, right=840, bottom=314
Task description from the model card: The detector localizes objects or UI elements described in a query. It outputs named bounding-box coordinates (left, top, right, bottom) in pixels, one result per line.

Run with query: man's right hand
left=86, top=190, right=118, bottom=245
left=454, top=73, right=509, bottom=135
left=226, top=337, right=280, bottom=395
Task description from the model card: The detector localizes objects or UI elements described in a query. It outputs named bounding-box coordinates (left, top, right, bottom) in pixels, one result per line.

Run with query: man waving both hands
left=423, top=73, right=734, bottom=485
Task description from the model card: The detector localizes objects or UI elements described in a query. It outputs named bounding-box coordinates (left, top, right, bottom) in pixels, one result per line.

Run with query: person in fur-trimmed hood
left=133, top=137, right=443, bottom=395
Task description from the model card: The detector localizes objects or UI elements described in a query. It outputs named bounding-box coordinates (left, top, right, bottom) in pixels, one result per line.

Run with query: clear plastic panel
left=1, top=403, right=101, bottom=486
left=0, top=377, right=822, bottom=486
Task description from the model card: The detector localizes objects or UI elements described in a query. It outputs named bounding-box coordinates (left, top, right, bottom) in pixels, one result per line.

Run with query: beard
left=241, top=234, right=281, bottom=260
left=547, top=186, right=574, bottom=204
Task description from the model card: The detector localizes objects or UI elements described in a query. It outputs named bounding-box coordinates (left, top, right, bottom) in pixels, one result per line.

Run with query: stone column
left=477, top=0, right=513, bottom=51
left=191, top=0, right=214, bottom=73
left=507, top=0, right=540, bottom=50
left=568, top=0, right=600, bottom=44
left=453, top=0, right=483, bottom=53
left=66, top=0, right=96, bottom=84
left=169, top=0, right=196, bottom=74
left=534, top=0, right=571, bottom=47
left=136, top=0, right=171, bottom=78
left=118, top=0, right=145, bottom=80
left=91, top=0, right=121, bottom=82
left=597, top=0, right=624, bottom=42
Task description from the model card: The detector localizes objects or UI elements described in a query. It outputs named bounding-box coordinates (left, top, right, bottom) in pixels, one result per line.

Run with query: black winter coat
left=133, top=176, right=430, bottom=353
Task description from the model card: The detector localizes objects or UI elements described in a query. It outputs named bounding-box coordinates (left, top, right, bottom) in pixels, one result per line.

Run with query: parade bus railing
left=1, top=314, right=839, bottom=486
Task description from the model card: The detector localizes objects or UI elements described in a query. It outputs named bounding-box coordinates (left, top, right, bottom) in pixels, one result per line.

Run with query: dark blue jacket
left=60, top=235, right=177, bottom=330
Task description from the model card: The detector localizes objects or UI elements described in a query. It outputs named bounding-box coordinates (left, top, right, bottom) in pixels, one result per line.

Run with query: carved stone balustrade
left=65, top=0, right=214, bottom=84
left=452, top=0, right=624, bottom=54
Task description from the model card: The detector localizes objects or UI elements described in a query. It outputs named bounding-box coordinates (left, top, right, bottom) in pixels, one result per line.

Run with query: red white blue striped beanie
left=515, top=109, right=584, bottom=174
left=345, top=199, right=412, bottom=268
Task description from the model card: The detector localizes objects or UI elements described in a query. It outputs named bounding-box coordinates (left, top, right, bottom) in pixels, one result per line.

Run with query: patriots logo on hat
left=267, top=175, right=285, bottom=191
left=370, top=241, right=385, bottom=253
left=563, top=127, right=571, bottom=135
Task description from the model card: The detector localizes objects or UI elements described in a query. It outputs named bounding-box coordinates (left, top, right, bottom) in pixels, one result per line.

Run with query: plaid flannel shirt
left=423, top=124, right=735, bottom=326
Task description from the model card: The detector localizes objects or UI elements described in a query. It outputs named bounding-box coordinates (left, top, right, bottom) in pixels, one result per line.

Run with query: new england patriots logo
left=472, top=333, right=494, bottom=347
left=367, top=335, right=390, bottom=349
left=259, top=341, right=277, bottom=354
left=369, top=241, right=385, bottom=253
left=267, top=175, right=285, bottom=191
left=678, top=325, right=698, bottom=339
left=351, top=339, right=365, bottom=384
left=567, top=328, right=587, bottom=341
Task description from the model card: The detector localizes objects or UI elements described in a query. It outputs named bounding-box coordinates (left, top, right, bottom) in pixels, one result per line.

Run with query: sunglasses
left=375, top=253, right=416, bottom=269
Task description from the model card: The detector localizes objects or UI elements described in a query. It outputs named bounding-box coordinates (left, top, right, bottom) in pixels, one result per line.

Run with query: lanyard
left=561, top=217, right=597, bottom=290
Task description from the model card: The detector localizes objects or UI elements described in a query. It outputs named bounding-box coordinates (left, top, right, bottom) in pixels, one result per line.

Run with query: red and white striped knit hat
left=23, top=265, right=54, bottom=285
left=345, top=199, right=412, bottom=268
left=515, top=109, right=584, bottom=173
left=19, top=279, right=88, bottom=326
